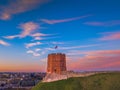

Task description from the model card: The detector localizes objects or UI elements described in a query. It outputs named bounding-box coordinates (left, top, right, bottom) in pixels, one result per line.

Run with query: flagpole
left=54, top=45, right=58, bottom=53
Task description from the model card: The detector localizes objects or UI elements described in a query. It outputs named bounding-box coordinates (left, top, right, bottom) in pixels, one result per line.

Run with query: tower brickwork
left=47, top=53, right=67, bottom=74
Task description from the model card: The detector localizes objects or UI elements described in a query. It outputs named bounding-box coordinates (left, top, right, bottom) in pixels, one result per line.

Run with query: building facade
left=47, top=53, right=67, bottom=74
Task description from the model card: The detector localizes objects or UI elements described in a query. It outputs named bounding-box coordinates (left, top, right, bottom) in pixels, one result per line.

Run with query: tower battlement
left=47, top=53, right=67, bottom=74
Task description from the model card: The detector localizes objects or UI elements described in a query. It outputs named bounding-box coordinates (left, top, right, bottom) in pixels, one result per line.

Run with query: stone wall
left=42, top=72, right=98, bottom=82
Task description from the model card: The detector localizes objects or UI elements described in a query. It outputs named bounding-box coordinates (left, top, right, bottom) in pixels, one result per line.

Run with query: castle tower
left=47, top=53, right=67, bottom=74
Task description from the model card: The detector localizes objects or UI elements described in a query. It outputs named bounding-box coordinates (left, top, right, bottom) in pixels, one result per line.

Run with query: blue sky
left=0, top=0, right=120, bottom=72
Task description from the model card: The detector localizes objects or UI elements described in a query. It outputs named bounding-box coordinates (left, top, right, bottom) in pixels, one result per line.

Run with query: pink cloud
left=25, top=42, right=42, bottom=48
left=30, top=33, right=49, bottom=37
left=41, top=15, right=92, bottom=24
left=4, top=35, right=20, bottom=39
left=0, top=40, right=10, bottom=46
left=99, top=31, right=120, bottom=41
left=67, top=50, right=120, bottom=71
left=85, top=50, right=120, bottom=55
left=4, top=22, right=40, bottom=39
left=4, top=23, right=51, bottom=40
left=19, top=22, right=40, bottom=37
left=27, top=50, right=41, bottom=57
left=84, top=22, right=104, bottom=26
left=0, top=0, right=49, bottom=20
left=84, top=20, right=120, bottom=26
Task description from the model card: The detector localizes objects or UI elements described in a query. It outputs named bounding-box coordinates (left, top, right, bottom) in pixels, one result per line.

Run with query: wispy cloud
left=51, top=41, right=64, bottom=45
left=35, top=48, right=41, bottom=51
left=0, top=40, right=10, bottom=46
left=30, top=33, right=50, bottom=40
left=67, top=50, right=120, bottom=71
left=67, top=50, right=85, bottom=56
left=41, top=15, right=92, bottom=24
left=60, top=45, right=98, bottom=50
left=30, top=33, right=49, bottom=37
left=84, top=20, right=120, bottom=26
left=99, top=31, right=120, bottom=41
left=4, top=35, right=20, bottom=39
left=26, top=48, right=45, bottom=57
left=4, top=22, right=50, bottom=40
left=47, top=44, right=99, bottom=51
left=19, top=22, right=40, bottom=38
left=25, top=42, right=42, bottom=49
left=0, top=0, right=49, bottom=20
left=85, top=50, right=120, bottom=56
left=4, top=22, right=39, bottom=39
left=27, top=50, right=40, bottom=57
left=33, top=37, right=43, bottom=40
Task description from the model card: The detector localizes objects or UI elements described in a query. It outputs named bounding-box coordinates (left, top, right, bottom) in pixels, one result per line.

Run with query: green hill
left=32, top=72, right=120, bottom=90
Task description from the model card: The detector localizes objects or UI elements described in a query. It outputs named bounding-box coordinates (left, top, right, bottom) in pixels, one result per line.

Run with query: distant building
left=47, top=53, right=67, bottom=74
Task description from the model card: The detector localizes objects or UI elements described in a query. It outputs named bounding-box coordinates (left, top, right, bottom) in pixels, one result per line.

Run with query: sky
left=0, top=0, right=120, bottom=72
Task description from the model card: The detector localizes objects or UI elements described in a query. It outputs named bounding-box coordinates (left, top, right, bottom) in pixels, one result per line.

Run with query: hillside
left=32, top=72, right=120, bottom=90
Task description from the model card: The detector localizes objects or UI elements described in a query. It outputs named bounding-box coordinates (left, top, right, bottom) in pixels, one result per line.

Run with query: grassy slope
left=32, top=72, right=120, bottom=90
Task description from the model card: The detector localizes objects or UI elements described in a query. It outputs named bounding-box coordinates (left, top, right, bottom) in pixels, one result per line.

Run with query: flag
left=55, top=45, right=58, bottom=49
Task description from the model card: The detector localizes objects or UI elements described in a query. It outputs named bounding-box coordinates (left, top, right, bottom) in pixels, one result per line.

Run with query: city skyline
left=0, top=0, right=120, bottom=72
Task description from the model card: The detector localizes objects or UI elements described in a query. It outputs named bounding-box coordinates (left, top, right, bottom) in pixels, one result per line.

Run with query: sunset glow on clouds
left=67, top=50, right=120, bottom=71
left=0, top=0, right=49, bottom=20
left=0, top=0, right=120, bottom=72
left=4, top=22, right=40, bottom=39
left=84, top=20, right=120, bottom=26
left=0, top=40, right=10, bottom=46
left=99, top=31, right=120, bottom=41
left=41, top=15, right=92, bottom=24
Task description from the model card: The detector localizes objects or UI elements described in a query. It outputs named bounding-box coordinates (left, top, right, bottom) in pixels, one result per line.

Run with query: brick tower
left=47, top=53, right=67, bottom=74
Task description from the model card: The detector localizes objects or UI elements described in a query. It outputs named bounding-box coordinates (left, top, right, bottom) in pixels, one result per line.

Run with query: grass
left=32, top=72, right=120, bottom=90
